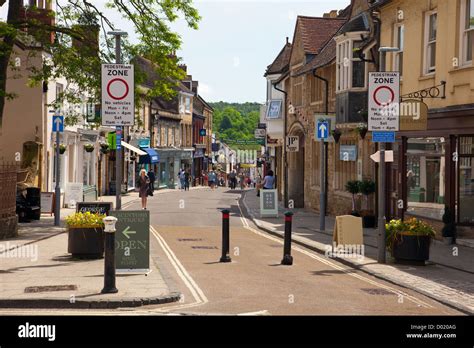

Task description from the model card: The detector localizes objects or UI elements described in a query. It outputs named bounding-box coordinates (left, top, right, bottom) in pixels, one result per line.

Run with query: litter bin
left=26, top=187, right=41, bottom=220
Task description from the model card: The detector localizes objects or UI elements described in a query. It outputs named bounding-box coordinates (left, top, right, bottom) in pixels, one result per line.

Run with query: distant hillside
left=209, top=102, right=261, bottom=143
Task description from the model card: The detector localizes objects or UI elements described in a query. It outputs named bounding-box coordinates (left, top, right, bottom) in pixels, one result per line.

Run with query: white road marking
left=237, top=200, right=433, bottom=309
left=149, top=226, right=209, bottom=312
left=237, top=310, right=270, bottom=316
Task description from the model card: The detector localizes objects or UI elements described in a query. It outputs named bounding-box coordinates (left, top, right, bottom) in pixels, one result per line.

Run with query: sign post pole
left=371, top=47, right=399, bottom=264
left=53, top=114, right=64, bottom=227
left=317, top=120, right=329, bottom=231
left=378, top=50, right=387, bottom=264
left=106, top=30, right=129, bottom=210
left=54, top=129, right=60, bottom=226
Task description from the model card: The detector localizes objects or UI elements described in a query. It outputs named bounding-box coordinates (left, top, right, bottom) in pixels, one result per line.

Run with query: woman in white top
left=263, top=170, right=275, bottom=189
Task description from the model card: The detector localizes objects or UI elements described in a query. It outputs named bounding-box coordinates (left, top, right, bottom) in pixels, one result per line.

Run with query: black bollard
left=281, top=211, right=294, bottom=265
left=102, top=217, right=118, bottom=294
left=220, top=209, right=232, bottom=263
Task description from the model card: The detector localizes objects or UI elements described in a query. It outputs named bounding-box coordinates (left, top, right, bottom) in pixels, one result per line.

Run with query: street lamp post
left=107, top=30, right=128, bottom=211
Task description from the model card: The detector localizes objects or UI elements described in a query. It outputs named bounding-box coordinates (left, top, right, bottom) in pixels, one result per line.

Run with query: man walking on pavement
left=147, top=169, right=156, bottom=193
left=178, top=168, right=186, bottom=190
left=184, top=169, right=191, bottom=191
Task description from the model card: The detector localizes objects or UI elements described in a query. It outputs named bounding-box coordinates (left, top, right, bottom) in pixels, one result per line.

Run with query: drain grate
left=25, top=285, right=77, bottom=293
left=360, top=288, right=394, bottom=296
left=178, top=238, right=203, bottom=242
left=191, top=246, right=218, bottom=250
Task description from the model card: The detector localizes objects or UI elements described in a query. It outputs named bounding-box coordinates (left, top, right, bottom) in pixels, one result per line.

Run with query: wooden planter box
left=67, top=227, right=104, bottom=259
left=392, top=233, right=431, bottom=265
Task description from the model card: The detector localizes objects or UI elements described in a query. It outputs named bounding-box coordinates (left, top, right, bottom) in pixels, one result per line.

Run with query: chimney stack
left=24, top=0, right=56, bottom=45
left=323, top=10, right=339, bottom=18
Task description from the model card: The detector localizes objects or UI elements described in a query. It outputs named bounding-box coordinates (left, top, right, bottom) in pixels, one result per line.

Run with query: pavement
left=0, top=188, right=203, bottom=309
left=241, top=189, right=474, bottom=314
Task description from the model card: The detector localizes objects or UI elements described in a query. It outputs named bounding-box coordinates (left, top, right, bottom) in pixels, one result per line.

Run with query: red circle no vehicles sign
left=107, top=78, right=129, bottom=101
left=373, top=86, right=395, bottom=106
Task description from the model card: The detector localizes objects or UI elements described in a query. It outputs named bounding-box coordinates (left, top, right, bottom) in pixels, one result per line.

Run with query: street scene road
left=1, top=188, right=462, bottom=316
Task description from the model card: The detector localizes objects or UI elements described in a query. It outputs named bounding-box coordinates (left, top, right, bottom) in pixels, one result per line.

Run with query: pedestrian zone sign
left=368, top=72, right=400, bottom=131
left=102, top=64, right=134, bottom=127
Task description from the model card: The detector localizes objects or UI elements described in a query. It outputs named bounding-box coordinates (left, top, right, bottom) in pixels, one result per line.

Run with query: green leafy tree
left=0, top=0, right=201, bottom=127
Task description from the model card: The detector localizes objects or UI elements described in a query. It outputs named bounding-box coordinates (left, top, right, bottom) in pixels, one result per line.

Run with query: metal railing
left=0, top=163, right=19, bottom=219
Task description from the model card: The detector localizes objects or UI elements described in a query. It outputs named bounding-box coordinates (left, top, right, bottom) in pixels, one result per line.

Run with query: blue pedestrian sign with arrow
left=317, top=121, right=329, bottom=140
left=52, top=116, right=64, bottom=133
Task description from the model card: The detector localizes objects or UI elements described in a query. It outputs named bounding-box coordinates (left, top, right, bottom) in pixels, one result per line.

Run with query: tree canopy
left=210, top=102, right=261, bottom=143
left=0, top=0, right=201, bottom=127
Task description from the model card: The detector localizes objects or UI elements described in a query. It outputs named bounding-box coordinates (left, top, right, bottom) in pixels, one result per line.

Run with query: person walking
left=262, top=170, right=275, bottom=190
left=184, top=169, right=191, bottom=191
left=137, top=169, right=150, bottom=210
left=178, top=169, right=186, bottom=190
left=208, top=170, right=217, bottom=189
left=229, top=170, right=237, bottom=189
left=256, top=174, right=263, bottom=197
left=147, top=169, right=156, bottom=194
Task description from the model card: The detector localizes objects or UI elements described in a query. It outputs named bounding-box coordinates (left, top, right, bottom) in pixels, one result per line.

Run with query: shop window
left=406, top=137, right=445, bottom=220
left=458, top=136, right=474, bottom=224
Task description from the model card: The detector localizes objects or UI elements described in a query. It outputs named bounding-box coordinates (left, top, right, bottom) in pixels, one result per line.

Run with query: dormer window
left=180, top=95, right=191, bottom=114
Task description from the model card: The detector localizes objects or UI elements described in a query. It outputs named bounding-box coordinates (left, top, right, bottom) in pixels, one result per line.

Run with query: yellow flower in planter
left=66, top=212, right=106, bottom=229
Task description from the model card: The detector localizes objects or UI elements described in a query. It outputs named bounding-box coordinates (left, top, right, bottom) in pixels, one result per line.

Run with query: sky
left=1, top=0, right=350, bottom=103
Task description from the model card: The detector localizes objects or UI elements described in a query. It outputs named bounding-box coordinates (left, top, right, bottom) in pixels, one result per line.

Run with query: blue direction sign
left=317, top=121, right=329, bottom=140
left=52, top=116, right=64, bottom=132
left=372, top=131, right=395, bottom=143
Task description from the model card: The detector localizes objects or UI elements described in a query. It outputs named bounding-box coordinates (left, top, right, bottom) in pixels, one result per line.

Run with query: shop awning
left=121, top=141, right=147, bottom=156
left=139, top=148, right=160, bottom=164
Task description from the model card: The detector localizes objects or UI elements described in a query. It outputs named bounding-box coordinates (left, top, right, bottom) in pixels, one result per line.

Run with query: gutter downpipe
left=273, top=73, right=289, bottom=208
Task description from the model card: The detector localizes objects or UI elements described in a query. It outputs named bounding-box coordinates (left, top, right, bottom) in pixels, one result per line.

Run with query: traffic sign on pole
left=52, top=116, right=64, bottom=133
left=317, top=121, right=329, bottom=140
left=101, top=64, right=134, bottom=126
left=372, top=131, right=395, bottom=143
left=368, top=72, right=400, bottom=131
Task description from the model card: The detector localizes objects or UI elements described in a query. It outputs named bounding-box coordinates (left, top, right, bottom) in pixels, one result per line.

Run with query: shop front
left=392, top=105, right=474, bottom=234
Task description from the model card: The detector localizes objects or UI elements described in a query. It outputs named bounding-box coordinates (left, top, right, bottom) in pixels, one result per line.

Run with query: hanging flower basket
left=356, top=124, right=368, bottom=140
left=99, top=142, right=110, bottom=154
left=55, top=143, right=67, bottom=154
left=331, top=129, right=342, bottom=143
left=84, top=144, right=95, bottom=153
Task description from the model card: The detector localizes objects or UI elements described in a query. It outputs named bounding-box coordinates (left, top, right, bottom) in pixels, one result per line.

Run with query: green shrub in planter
left=345, top=180, right=361, bottom=216
left=386, top=218, right=436, bottom=264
